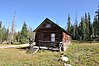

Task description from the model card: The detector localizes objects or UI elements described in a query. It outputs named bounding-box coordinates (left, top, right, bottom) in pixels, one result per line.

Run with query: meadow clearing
left=0, top=42, right=98, bottom=66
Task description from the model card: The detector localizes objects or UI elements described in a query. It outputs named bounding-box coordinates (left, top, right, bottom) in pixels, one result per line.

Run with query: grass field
left=0, top=42, right=99, bottom=66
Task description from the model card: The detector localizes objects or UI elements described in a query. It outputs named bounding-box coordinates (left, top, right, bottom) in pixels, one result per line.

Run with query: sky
left=0, top=0, right=98, bottom=31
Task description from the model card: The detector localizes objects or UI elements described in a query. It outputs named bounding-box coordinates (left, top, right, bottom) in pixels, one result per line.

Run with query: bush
left=20, top=37, right=29, bottom=44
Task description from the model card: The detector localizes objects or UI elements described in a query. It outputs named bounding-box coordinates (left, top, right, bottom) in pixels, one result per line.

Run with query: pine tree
left=15, top=32, right=21, bottom=42
left=78, top=18, right=82, bottom=41
left=70, top=25, right=74, bottom=39
left=5, top=28, right=9, bottom=41
left=90, top=23, right=94, bottom=39
left=2, top=26, right=6, bottom=42
left=80, top=17, right=86, bottom=40
left=88, top=13, right=92, bottom=40
left=93, top=16, right=98, bottom=38
left=67, top=14, right=71, bottom=33
left=20, top=22, right=28, bottom=44
left=85, top=13, right=89, bottom=40
left=95, top=3, right=99, bottom=40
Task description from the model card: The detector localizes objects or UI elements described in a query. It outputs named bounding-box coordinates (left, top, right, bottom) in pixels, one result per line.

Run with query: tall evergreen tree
left=95, top=3, right=99, bottom=39
left=80, top=17, right=86, bottom=40
left=93, top=16, right=98, bottom=37
left=88, top=13, right=92, bottom=40
left=70, top=25, right=75, bottom=39
left=84, top=13, right=89, bottom=40
left=90, top=23, right=94, bottom=39
left=20, top=22, right=28, bottom=44
left=5, top=28, right=9, bottom=41
left=67, top=14, right=71, bottom=33
left=15, top=32, right=21, bottom=42
left=2, top=26, right=6, bottom=42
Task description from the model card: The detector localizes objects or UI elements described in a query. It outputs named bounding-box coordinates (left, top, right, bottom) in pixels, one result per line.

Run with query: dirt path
left=0, top=44, right=30, bottom=49
left=0, top=44, right=58, bottom=51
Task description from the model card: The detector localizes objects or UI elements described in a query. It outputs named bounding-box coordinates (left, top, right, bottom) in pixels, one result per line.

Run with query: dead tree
left=9, top=13, right=15, bottom=44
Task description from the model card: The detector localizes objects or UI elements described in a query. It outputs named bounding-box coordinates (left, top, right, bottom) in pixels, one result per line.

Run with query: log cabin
left=34, top=18, right=71, bottom=51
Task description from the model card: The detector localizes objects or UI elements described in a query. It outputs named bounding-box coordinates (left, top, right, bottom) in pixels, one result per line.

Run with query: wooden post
left=63, top=43, right=67, bottom=52
left=59, top=42, right=63, bottom=52
left=38, top=40, right=41, bottom=49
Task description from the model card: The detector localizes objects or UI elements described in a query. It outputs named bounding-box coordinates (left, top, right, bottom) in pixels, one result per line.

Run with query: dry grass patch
left=0, top=48, right=62, bottom=66
left=0, top=42, right=98, bottom=66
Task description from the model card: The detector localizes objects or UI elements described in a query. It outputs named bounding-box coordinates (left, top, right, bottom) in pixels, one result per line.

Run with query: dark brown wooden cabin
left=34, top=18, right=71, bottom=51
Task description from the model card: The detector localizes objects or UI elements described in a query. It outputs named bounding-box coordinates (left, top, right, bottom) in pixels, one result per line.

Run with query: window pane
left=51, top=34, right=55, bottom=42
left=51, top=34, right=55, bottom=37
left=51, top=38, right=55, bottom=42
left=45, top=24, right=51, bottom=28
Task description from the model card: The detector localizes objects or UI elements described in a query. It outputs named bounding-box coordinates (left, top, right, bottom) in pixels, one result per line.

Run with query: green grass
left=66, top=43, right=99, bottom=66
left=0, top=42, right=99, bottom=66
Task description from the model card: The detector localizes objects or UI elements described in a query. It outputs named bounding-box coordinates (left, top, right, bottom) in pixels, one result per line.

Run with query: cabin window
left=45, top=23, right=51, bottom=28
left=51, top=33, right=55, bottom=42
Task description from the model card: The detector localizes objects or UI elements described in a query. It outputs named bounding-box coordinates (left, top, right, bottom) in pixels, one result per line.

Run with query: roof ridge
left=33, top=18, right=71, bottom=36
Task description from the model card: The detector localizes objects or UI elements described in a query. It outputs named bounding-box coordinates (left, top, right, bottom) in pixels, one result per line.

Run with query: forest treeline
left=67, top=12, right=99, bottom=41
left=0, top=22, right=35, bottom=44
